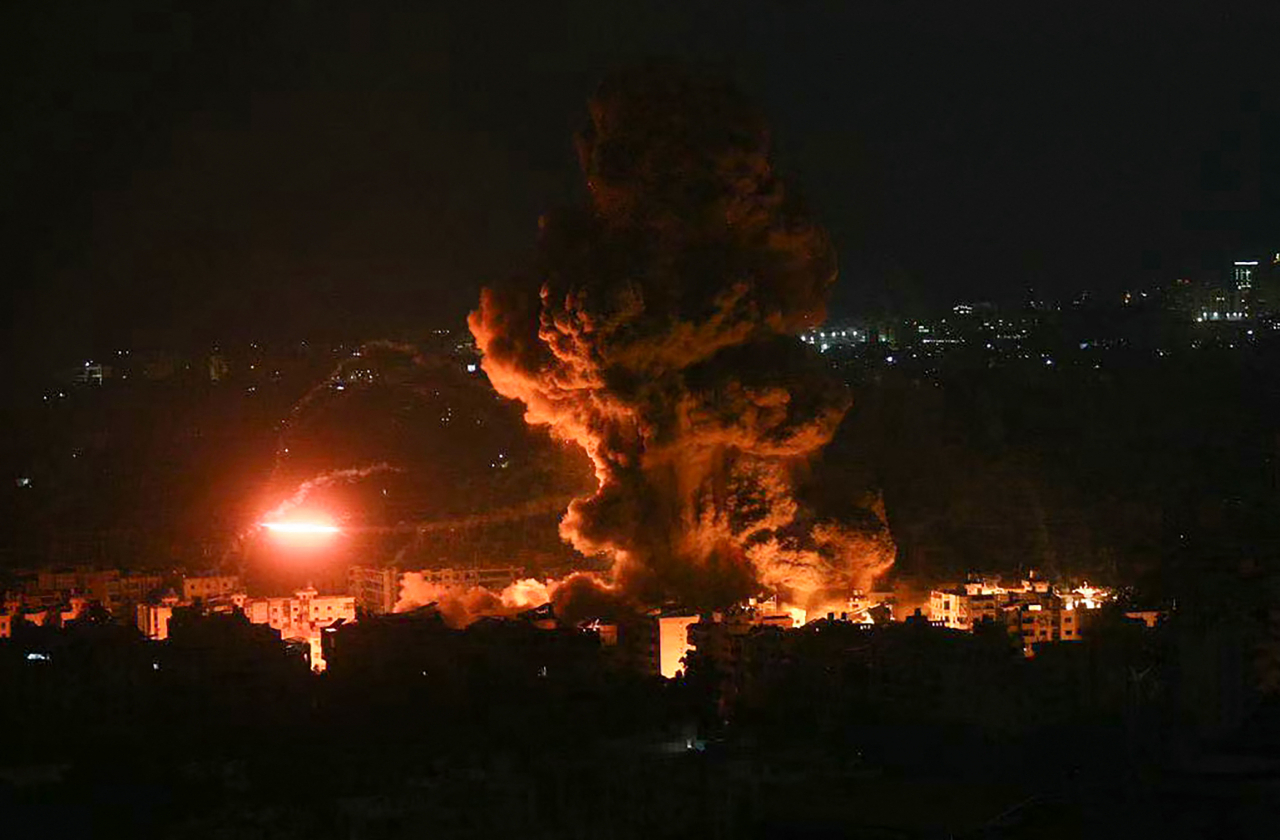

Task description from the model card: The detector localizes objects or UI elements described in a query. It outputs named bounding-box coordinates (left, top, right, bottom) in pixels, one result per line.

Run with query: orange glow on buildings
left=241, top=586, right=355, bottom=671
left=657, top=614, right=700, bottom=678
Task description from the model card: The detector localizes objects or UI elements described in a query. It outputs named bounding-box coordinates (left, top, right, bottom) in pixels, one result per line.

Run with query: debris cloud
left=395, top=574, right=557, bottom=628
left=470, top=68, right=893, bottom=610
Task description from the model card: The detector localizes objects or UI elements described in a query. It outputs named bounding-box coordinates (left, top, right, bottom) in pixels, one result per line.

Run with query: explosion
left=469, top=68, right=894, bottom=611
left=395, top=574, right=556, bottom=628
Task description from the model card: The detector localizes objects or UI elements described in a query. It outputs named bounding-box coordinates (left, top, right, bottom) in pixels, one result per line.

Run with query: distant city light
left=1234, top=260, right=1259, bottom=266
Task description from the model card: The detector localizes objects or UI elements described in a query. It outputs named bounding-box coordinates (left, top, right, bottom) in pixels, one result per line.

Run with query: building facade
left=241, top=587, right=356, bottom=672
left=929, top=576, right=1105, bottom=655
left=348, top=565, right=400, bottom=615
left=182, top=574, right=242, bottom=602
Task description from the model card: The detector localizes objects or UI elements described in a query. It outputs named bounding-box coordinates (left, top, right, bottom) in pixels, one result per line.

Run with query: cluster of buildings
left=4, top=558, right=1162, bottom=686
left=927, top=574, right=1170, bottom=658
left=927, top=575, right=1121, bottom=654
left=134, top=577, right=355, bottom=670
left=1, top=566, right=356, bottom=672
left=791, top=253, right=1280, bottom=376
left=1175, top=255, right=1280, bottom=323
left=348, top=563, right=526, bottom=614
left=5, top=561, right=532, bottom=672
left=1, top=567, right=166, bottom=636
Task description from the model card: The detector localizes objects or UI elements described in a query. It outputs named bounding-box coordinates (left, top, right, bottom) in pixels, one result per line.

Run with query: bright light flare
left=259, top=518, right=342, bottom=549
left=260, top=521, right=341, bottom=534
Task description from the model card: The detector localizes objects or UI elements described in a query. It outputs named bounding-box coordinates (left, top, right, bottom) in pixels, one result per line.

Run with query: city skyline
left=3, top=3, right=1278, bottom=403
left=3, top=6, right=1280, bottom=835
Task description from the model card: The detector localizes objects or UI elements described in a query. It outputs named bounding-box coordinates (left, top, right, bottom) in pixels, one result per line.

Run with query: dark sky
left=2, top=0, right=1277, bottom=389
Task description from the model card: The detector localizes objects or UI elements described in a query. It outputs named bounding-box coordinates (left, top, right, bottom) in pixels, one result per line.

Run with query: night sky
left=3, top=1, right=1277, bottom=393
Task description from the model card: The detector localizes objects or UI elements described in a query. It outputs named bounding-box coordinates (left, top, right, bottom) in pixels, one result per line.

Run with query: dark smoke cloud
left=470, top=67, right=893, bottom=610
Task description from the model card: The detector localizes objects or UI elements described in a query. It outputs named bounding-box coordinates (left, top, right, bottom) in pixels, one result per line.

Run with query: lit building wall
left=59, top=597, right=87, bottom=625
left=240, top=588, right=356, bottom=672
left=930, top=578, right=1108, bottom=655
left=348, top=565, right=399, bottom=615
left=929, top=588, right=964, bottom=629
left=658, top=614, right=700, bottom=678
left=182, top=574, right=241, bottom=601
left=307, top=593, right=356, bottom=624
left=1124, top=610, right=1163, bottom=629
left=413, top=566, right=525, bottom=591
left=137, top=602, right=175, bottom=640
left=1060, top=608, right=1080, bottom=639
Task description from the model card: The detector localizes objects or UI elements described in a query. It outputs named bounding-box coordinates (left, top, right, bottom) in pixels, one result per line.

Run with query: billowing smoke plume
left=394, top=571, right=626, bottom=629
left=469, top=68, right=893, bottom=610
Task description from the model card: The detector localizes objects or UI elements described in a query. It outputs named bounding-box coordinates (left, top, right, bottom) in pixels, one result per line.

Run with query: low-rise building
left=136, top=592, right=185, bottom=640
left=929, top=575, right=1111, bottom=655
left=348, top=564, right=400, bottom=615
left=27, top=567, right=167, bottom=616
left=241, top=587, right=356, bottom=671
left=1123, top=609, right=1164, bottom=629
left=182, top=574, right=241, bottom=602
left=413, top=566, right=525, bottom=591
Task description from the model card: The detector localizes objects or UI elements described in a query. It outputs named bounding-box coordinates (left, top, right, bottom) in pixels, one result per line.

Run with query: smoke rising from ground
left=394, top=571, right=621, bottom=629
left=395, top=573, right=554, bottom=627
left=469, top=68, right=893, bottom=610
